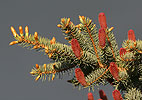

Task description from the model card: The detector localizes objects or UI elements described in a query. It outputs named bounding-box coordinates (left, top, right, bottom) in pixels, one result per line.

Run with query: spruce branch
left=57, top=17, right=96, bottom=57
left=9, top=12, right=142, bottom=100
left=30, top=61, right=77, bottom=81
left=124, top=88, right=142, bottom=100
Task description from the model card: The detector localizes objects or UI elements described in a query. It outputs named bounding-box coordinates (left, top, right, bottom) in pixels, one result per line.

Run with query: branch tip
left=34, top=32, right=38, bottom=41
left=57, top=24, right=62, bottom=28
left=11, top=26, right=18, bottom=37
left=35, top=64, right=39, bottom=69
left=9, top=41, right=19, bottom=45
left=25, top=26, right=29, bottom=38
left=50, top=37, right=56, bottom=44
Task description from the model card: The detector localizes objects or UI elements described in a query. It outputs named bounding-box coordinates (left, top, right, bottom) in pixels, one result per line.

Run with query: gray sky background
left=1, top=0, right=142, bottom=100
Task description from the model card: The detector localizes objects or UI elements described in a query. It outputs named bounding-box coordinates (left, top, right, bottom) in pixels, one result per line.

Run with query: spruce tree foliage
left=9, top=12, right=142, bottom=100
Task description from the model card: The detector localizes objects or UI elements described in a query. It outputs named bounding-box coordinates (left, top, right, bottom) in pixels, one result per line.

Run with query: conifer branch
left=124, top=88, right=142, bottom=100
left=57, top=18, right=94, bottom=54
left=9, top=12, right=142, bottom=100
left=30, top=61, right=77, bottom=81
left=79, top=16, right=105, bottom=68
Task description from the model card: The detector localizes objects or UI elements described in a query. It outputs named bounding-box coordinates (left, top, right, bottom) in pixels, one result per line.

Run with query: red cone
left=88, top=92, right=94, bottom=100
left=75, top=68, right=87, bottom=86
left=112, top=90, right=123, bottom=100
left=119, top=48, right=127, bottom=57
left=99, top=28, right=106, bottom=49
left=128, top=29, right=136, bottom=41
left=109, top=62, right=119, bottom=81
left=71, top=39, right=82, bottom=58
left=99, top=90, right=108, bottom=100
left=98, top=12, right=107, bottom=29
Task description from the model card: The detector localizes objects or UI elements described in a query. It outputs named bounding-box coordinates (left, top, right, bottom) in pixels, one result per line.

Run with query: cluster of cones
left=74, top=62, right=119, bottom=87
left=9, top=12, right=137, bottom=100
left=119, top=29, right=136, bottom=59
left=88, top=89, right=123, bottom=100
left=71, top=12, right=136, bottom=59
left=71, top=12, right=137, bottom=99
left=71, top=12, right=136, bottom=86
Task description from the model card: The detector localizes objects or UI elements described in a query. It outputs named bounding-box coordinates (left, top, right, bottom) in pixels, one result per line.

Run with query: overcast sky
left=1, top=0, right=142, bottom=100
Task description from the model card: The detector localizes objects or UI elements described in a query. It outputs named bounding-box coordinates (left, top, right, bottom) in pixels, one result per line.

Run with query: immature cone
left=33, top=45, right=39, bottom=49
left=19, top=26, right=23, bottom=36
left=9, top=41, right=19, bottom=45
left=112, top=90, right=123, bottom=100
left=88, top=92, right=94, bottom=100
left=108, top=27, right=114, bottom=32
left=61, top=18, right=65, bottom=24
left=30, top=71, right=35, bottom=75
left=52, top=74, right=55, bottom=80
left=35, top=74, right=41, bottom=81
left=75, top=68, right=87, bottom=86
left=11, top=26, right=19, bottom=37
left=71, top=39, right=82, bottom=59
left=119, top=48, right=126, bottom=57
left=109, top=62, right=119, bottom=81
left=25, top=26, right=29, bottom=38
left=35, top=64, right=39, bottom=69
left=128, top=29, right=136, bottom=41
left=98, top=12, right=107, bottom=28
left=99, top=90, right=108, bottom=100
left=99, top=28, right=106, bottom=49
left=50, top=37, right=56, bottom=44
left=43, top=64, right=47, bottom=72
left=79, top=16, right=86, bottom=24
left=34, top=32, right=38, bottom=41
left=66, top=18, right=70, bottom=26
left=57, top=24, right=62, bottom=28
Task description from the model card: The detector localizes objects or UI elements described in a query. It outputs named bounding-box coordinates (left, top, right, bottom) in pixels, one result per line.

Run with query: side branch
left=79, top=16, right=104, bottom=68
left=106, top=31, right=116, bottom=61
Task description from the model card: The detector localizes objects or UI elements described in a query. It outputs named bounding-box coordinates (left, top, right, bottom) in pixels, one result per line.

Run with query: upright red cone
left=71, top=39, right=82, bottom=59
left=109, top=62, right=119, bottom=81
left=75, top=68, right=87, bottom=86
left=88, top=92, right=94, bottom=100
left=98, top=12, right=107, bottom=29
left=119, top=48, right=127, bottom=57
left=112, top=90, right=123, bottom=100
left=99, top=28, right=106, bottom=49
left=128, top=29, right=136, bottom=41
left=99, top=90, right=108, bottom=100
